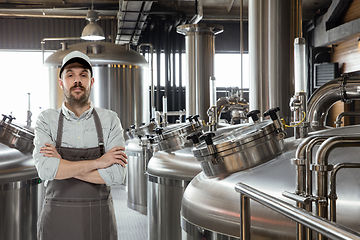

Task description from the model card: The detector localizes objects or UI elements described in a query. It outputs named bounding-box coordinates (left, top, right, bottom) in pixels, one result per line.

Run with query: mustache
left=70, top=84, right=86, bottom=91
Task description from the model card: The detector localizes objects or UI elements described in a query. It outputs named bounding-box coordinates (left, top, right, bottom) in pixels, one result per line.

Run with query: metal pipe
left=293, top=136, right=318, bottom=240
left=240, top=0, right=244, bottom=99
left=308, top=76, right=360, bottom=130
left=239, top=193, right=250, bottom=240
left=335, top=112, right=360, bottom=128
left=177, top=23, right=223, bottom=122
left=215, top=96, right=248, bottom=120
left=189, top=0, right=203, bottom=24
left=314, top=136, right=360, bottom=240
left=329, top=163, right=360, bottom=222
left=137, top=43, right=155, bottom=118
left=41, top=37, right=81, bottom=64
left=178, top=33, right=183, bottom=113
left=304, top=136, right=332, bottom=240
left=172, top=30, right=177, bottom=115
left=235, top=183, right=360, bottom=240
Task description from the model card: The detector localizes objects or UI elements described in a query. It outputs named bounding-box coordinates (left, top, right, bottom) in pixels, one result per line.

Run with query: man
left=33, top=50, right=127, bottom=240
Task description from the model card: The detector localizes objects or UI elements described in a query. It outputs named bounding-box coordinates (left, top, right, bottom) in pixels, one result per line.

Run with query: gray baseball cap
left=59, top=51, right=93, bottom=78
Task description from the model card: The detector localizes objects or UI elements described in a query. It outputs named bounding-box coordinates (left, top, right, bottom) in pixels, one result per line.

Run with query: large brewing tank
left=181, top=119, right=360, bottom=239
left=0, top=115, right=44, bottom=240
left=126, top=122, right=157, bottom=215
left=44, top=42, right=149, bottom=130
left=146, top=116, right=204, bottom=240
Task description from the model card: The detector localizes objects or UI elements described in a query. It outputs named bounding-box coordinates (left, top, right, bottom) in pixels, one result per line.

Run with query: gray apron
left=37, top=109, right=118, bottom=240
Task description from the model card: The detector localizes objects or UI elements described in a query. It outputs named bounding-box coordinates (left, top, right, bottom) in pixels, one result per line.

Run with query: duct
left=115, top=0, right=152, bottom=45
left=307, top=76, right=360, bottom=130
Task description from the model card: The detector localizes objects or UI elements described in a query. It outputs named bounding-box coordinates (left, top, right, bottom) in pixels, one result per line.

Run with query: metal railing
left=235, top=182, right=360, bottom=240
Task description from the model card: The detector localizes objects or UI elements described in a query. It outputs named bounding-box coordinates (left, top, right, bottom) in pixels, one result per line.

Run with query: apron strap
left=92, top=109, right=105, bottom=155
left=55, top=110, right=64, bottom=149
left=55, top=108, right=105, bottom=155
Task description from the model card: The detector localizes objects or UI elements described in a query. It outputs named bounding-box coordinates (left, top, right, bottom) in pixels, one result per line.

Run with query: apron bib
left=37, top=109, right=117, bottom=240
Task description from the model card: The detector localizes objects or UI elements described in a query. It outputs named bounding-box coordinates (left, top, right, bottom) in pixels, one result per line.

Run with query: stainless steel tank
left=147, top=117, right=204, bottom=240
left=45, top=42, right=149, bottom=130
left=0, top=115, right=44, bottom=240
left=181, top=120, right=360, bottom=239
left=126, top=122, right=157, bottom=215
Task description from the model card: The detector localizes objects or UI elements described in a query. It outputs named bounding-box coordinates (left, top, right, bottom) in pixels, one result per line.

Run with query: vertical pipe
left=164, top=22, right=169, bottom=101
left=156, top=18, right=161, bottom=110
left=178, top=32, right=183, bottom=112
left=268, top=0, right=293, bottom=122
left=240, top=193, right=250, bottom=240
left=249, top=0, right=269, bottom=116
left=240, top=0, right=244, bottom=99
left=172, top=29, right=177, bottom=114
left=177, top=24, right=223, bottom=122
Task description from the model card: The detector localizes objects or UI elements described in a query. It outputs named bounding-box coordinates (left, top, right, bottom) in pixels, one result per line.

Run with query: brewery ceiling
left=0, top=0, right=332, bottom=44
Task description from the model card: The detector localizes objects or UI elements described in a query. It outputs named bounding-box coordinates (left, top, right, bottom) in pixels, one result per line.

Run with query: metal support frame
left=235, top=182, right=360, bottom=240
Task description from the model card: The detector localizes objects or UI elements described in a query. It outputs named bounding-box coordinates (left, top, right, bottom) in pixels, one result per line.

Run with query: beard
left=64, top=84, right=91, bottom=106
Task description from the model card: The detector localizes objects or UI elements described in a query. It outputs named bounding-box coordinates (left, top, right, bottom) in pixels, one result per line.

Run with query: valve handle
left=246, top=110, right=260, bottom=122
left=154, top=127, right=163, bottom=135
left=199, top=132, right=215, bottom=146
left=150, top=118, right=155, bottom=122
left=186, top=132, right=203, bottom=145
left=192, top=115, right=200, bottom=122
left=1, top=114, right=9, bottom=122
left=186, top=115, right=193, bottom=122
left=130, top=124, right=136, bottom=129
left=263, top=107, right=280, bottom=120
left=8, top=115, right=16, bottom=123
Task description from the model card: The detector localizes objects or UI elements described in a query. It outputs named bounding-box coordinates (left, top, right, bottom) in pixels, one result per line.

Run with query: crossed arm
left=39, top=143, right=127, bottom=184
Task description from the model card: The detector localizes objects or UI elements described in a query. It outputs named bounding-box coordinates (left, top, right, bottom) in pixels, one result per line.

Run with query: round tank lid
left=45, top=42, right=148, bottom=67
left=193, top=120, right=277, bottom=157
left=177, top=23, right=224, bottom=35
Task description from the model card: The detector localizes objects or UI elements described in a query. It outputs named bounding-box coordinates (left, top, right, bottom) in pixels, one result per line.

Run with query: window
left=0, top=51, right=53, bottom=126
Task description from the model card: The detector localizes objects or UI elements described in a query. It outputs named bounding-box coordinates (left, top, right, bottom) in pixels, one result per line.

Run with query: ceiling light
left=81, top=9, right=105, bottom=41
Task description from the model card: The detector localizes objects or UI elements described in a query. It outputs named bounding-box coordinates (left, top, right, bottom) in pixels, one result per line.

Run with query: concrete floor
left=111, top=185, right=148, bottom=240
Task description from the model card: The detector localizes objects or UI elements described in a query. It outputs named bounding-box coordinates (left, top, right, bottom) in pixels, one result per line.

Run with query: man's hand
left=96, top=146, right=128, bottom=169
left=40, top=143, right=61, bottom=159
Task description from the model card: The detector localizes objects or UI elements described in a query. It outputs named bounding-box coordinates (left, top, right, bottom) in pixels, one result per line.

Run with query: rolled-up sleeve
left=32, top=111, right=60, bottom=180
left=98, top=111, right=126, bottom=186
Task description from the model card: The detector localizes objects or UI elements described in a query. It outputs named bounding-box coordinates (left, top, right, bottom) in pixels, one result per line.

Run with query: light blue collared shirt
left=33, top=102, right=126, bottom=186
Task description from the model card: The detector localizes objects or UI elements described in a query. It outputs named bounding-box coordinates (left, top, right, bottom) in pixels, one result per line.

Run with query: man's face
left=59, top=62, right=94, bottom=105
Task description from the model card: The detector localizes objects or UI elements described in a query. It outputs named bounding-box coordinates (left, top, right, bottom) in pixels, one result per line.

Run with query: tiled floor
left=111, top=185, right=148, bottom=240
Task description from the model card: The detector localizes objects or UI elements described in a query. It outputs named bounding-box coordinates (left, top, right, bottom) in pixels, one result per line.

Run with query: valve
left=199, top=132, right=215, bottom=146
left=263, top=107, right=286, bottom=140
left=186, top=115, right=193, bottom=122
left=263, top=107, right=280, bottom=121
left=199, top=132, right=221, bottom=164
left=1, top=114, right=9, bottom=122
left=246, top=110, right=260, bottom=123
left=187, top=132, right=203, bottom=145
left=154, top=127, right=164, bottom=141
left=154, top=127, right=163, bottom=135
left=130, top=124, right=136, bottom=130
left=192, top=115, right=200, bottom=123
left=7, top=115, right=16, bottom=123
left=150, top=118, right=155, bottom=122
